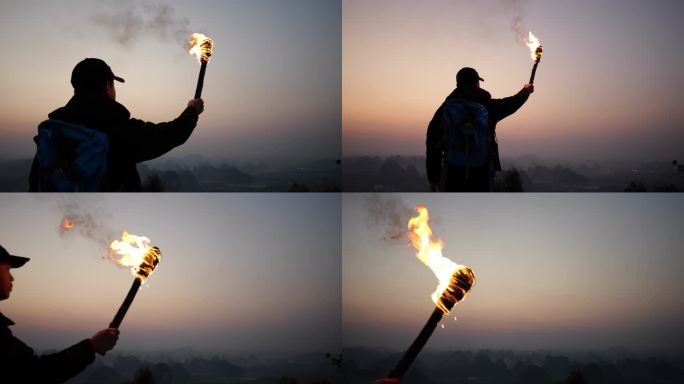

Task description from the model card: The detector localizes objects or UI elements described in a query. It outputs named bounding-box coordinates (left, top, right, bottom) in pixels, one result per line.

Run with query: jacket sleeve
left=489, top=88, right=530, bottom=123
left=2, top=337, right=95, bottom=384
left=124, top=107, right=199, bottom=163
left=426, top=105, right=445, bottom=185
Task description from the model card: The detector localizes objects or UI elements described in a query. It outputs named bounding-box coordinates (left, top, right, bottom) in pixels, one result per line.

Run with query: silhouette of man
left=426, top=67, right=533, bottom=192
left=29, top=58, right=205, bottom=192
left=0, top=245, right=119, bottom=383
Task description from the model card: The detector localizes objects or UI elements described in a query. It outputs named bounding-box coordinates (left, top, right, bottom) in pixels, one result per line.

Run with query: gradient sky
left=0, top=0, right=340, bottom=161
left=0, top=194, right=341, bottom=355
left=343, top=194, right=683, bottom=353
left=343, top=0, right=684, bottom=162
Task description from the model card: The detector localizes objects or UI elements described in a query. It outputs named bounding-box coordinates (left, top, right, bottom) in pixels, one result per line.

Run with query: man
left=426, top=67, right=533, bottom=192
left=0, top=245, right=119, bottom=383
left=29, top=58, right=205, bottom=192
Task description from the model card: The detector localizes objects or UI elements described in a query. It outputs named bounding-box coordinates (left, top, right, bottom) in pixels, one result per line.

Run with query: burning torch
left=526, top=32, right=543, bottom=84
left=188, top=33, right=214, bottom=99
left=108, top=232, right=162, bottom=329
left=388, top=206, right=476, bottom=380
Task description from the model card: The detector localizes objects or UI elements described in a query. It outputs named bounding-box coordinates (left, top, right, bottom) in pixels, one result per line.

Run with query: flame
left=407, top=205, right=474, bottom=314
left=109, top=231, right=161, bottom=282
left=188, top=33, right=213, bottom=63
left=60, top=218, right=74, bottom=230
left=526, top=31, right=543, bottom=62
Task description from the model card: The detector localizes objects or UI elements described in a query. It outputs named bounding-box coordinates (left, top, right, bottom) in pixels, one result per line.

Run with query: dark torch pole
left=388, top=267, right=475, bottom=380
left=108, top=246, right=161, bottom=329
left=194, top=60, right=208, bottom=99
left=388, top=306, right=445, bottom=379
left=109, top=278, right=142, bottom=329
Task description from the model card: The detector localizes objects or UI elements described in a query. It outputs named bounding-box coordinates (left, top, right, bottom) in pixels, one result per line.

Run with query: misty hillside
left=342, top=155, right=684, bottom=192
left=342, top=347, right=684, bottom=384
left=61, top=350, right=342, bottom=384
left=0, top=157, right=341, bottom=192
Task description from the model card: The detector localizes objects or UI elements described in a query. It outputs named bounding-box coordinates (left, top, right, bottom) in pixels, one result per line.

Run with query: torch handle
left=529, top=59, right=540, bottom=84
left=109, top=278, right=142, bottom=329
left=388, top=306, right=444, bottom=379
left=194, top=61, right=208, bottom=99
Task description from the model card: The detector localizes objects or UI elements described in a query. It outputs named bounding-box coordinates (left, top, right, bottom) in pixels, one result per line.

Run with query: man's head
left=0, top=245, right=30, bottom=300
left=456, top=67, right=484, bottom=89
left=71, top=58, right=124, bottom=99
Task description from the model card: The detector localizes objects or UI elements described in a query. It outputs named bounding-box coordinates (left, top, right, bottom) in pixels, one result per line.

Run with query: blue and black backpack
left=441, top=99, right=491, bottom=168
left=34, top=119, right=109, bottom=191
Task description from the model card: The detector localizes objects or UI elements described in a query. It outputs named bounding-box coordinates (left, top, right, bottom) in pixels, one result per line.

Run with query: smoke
left=364, top=194, right=415, bottom=242
left=502, top=0, right=529, bottom=44
left=92, top=0, right=192, bottom=48
left=57, top=200, right=117, bottom=253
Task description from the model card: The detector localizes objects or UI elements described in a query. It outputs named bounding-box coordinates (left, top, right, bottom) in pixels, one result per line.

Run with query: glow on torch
left=108, top=231, right=162, bottom=329
left=188, top=33, right=214, bottom=99
left=388, top=205, right=476, bottom=380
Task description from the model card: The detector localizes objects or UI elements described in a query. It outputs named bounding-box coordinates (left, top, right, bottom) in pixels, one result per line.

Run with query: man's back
left=30, top=94, right=199, bottom=191
left=426, top=85, right=531, bottom=191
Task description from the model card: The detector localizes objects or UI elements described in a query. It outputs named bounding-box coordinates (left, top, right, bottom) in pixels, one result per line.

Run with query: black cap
left=0, top=245, right=30, bottom=268
left=456, top=67, right=484, bottom=87
left=71, top=58, right=125, bottom=91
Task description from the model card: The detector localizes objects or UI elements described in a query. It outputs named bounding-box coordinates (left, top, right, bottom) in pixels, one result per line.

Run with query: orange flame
left=407, top=205, right=474, bottom=314
left=109, top=231, right=161, bottom=282
left=526, top=31, right=543, bottom=62
left=60, top=218, right=74, bottom=231
left=188, top=33, right=213, bottom=63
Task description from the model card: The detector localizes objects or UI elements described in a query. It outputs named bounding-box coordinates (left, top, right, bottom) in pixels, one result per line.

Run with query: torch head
left=437, top=266, right=475, bottom=314
left=534, top=45, right=544, bottom=63
left=189, top=33, right=214, bottom=63
left=135, top=246, right=161, bottom=280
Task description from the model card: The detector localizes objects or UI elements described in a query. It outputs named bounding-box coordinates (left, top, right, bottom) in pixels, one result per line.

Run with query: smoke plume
left=57, top=200, right=117, bottom=252
left=93, top=0, right=192, bottom=48
left=365, top=194, right=414, bottom=242
left=503, top=0, right=529, bottom=44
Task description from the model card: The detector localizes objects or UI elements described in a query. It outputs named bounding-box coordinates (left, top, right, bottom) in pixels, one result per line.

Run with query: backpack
left=33, top=119, right=109, bottom=191
left=441, top=98, right=491, bottom=168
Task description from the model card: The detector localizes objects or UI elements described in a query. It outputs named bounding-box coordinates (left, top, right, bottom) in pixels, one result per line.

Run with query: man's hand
left=523, top=83, right=534, bottom=94
left=89, top=328, right=119, bottom=355
left=188, top=98, right=205, bottom=115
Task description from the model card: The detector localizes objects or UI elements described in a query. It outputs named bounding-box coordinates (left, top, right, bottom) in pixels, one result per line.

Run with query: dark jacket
left=426, top=86, right=530, bottom=186
left=29, top=94, right=199, bottom=192
left=0, top=312, right=95, bottom=383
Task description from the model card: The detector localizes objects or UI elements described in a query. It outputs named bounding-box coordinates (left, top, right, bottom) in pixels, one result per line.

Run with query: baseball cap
left=71, top=58, right=125, bottom=91
left=0, top=245, right=30, bottom=268
left=456, top=67, right=484, bottom=87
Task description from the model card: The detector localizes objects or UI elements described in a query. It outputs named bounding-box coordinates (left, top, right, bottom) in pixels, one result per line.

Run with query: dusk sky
left=343, top=0, right=684, bottom=162
left=343, top=194, right=683, bottom=353
left=0, top=194, right=341, bottom=355
left=0, top=0, right=340, bottom=162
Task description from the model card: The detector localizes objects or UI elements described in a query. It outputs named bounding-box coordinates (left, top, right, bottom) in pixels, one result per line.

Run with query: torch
left=188, top=33, right=214, bottom=99
left=108, top=232, right=162, bottom=329
left=526, top=32, right=543, bottom=84
left=387, top=206, right=476, bottom=380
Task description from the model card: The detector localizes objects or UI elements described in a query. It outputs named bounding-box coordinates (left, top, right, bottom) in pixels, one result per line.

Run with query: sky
left=342, top=194, right=683, bottom=353
left=0, top=0, right=341, bottom=162
left=343, top=0, right=684, bottom=162
left=0, top=194, right=341, bottom=355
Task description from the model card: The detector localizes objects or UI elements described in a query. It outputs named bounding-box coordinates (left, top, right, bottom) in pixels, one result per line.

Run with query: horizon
left=0, top=0, right=341, bottom=161
left=342, top=194, right=683, bottom=355
left=0, top=194, right=341, bottom=355
left=343, top=0, right=684, bottom=163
